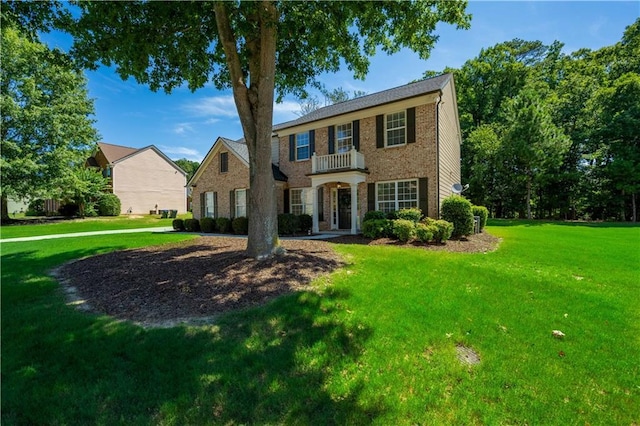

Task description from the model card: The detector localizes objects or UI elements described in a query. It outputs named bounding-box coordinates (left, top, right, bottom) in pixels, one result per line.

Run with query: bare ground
left=54, top=232, right=500, bottom=328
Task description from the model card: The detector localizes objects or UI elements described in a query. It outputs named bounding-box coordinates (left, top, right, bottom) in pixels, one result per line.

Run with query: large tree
left=0, top=24, right=99, bottom=220
left=64, top=1, right=470, bottom=258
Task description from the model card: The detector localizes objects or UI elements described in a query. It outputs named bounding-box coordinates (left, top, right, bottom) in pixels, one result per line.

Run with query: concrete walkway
left=1, top=227, right=345, bottom=243
left=1, top=227, right=174, bottom=243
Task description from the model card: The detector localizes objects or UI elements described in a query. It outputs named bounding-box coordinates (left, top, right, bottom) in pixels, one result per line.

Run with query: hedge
left=472, top=205, right=489, bottom=231
left=200, top=217, right=216, bottom=233
left=440, top=195, right=474, bottom=238
left=96, top=193, right=121, bottom=216
left=184, top=218, right=200, bottom=232
left=232, top=216, right=249, bottom=235
left=216, top=217, right=231, bottom=234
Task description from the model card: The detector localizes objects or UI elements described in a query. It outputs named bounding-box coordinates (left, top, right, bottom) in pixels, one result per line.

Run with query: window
left=290, top=188, right=313, bottom=216
left=336, top=123, right=352, bottom=153
left=296, top=132, right=310, bottom=160
left=386, top=111, right=406, bottom=146
left=204, top=192, right=215, bottom=218
left=376, top=179, right=418, bottom=213
left=220, top=152, right=228, bottom=173
left=235, top=189, right=246, bottom=218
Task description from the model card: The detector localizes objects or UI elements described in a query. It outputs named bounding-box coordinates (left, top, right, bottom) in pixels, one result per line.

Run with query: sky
left=41, top=1, right=639, bottom=163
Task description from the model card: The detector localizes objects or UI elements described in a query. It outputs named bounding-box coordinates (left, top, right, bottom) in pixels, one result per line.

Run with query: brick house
left=189, top=73, right=461, bottom=234
left=87, top=142, right=187, bottom=215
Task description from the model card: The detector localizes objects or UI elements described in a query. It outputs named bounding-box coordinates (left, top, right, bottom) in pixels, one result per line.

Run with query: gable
left=113, top=145, right=187, bottom=176
left=188, top=137, right=249, bottom=187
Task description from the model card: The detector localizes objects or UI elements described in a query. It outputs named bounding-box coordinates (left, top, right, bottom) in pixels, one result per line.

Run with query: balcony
left=311, top=147, right=365, bottom=174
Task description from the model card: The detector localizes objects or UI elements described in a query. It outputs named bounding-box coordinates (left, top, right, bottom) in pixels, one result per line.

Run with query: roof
left=95, top=142, right=187, bottom=176
left=188, top=137, right=287, bottom=187
left=273, top=73, right=452, bottom=131
left=97, top=142, right=139, bottom=163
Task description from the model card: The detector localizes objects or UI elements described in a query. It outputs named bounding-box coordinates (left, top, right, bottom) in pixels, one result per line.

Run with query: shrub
left=472, top=205, right=489, bottom=231
left=172, top=218, right=185, bottom=231
left=386, top=211, right=399, bottom=220
left=431, top=220, right=454, bottom=243
left=415, top=223, right=434, bottom=243
left=200, top=217, right=216, bottom=233
left=216, top=217, right=231, bottom=234
left=363, top=210, right=387, bottom=222
left=362, top=219, right=393, bottom=239
left=396, top=208, right=423, bottom=223
left=392, top=219, right=416, bottom=242
left=232, top=216, right=249, bottom=235
left=96, top=193, right=121, bottom=216
left=58, top=203, right=79, bottom=217
left=440, top=195, right=474, bottom=238
left=297, top=214, right=313, bottom=233
left=278, top=213, right=299, bottom=235
left=26, top=199, right=46, bottom=216
left=184, top=218, right=200, bottom=232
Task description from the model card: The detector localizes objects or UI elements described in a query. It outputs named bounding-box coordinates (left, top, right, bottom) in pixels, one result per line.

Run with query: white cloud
left=184, top=95, right=238, bottom=118
left=173, top=122, right=195, bottom=135
left=273, top=100, right=301, bottom=122
left=159, top=145, right=203, bottom=162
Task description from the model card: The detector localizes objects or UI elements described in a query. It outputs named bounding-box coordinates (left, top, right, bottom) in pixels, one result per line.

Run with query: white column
left=350, top=182, right=358, bottom=235
left=312, top=184, right=319, bottom=234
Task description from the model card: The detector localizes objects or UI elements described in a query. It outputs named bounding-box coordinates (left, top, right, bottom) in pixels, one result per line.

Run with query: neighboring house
left=189, top=73, right=461, bottom=234
left=87, top=142, right=187, bottom=215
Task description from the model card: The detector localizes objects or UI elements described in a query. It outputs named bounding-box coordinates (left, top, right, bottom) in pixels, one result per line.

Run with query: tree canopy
left=0, top=22, right=99, bottom=220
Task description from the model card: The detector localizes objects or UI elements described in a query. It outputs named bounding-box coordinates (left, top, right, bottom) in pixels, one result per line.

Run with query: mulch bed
left=54, top=232, right=500, bottom=328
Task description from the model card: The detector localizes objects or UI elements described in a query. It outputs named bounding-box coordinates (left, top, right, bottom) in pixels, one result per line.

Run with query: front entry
left=337, top=188, right=351, bottom=229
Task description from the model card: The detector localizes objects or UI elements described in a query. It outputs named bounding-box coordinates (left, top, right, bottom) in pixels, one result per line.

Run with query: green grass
left=0, top=213, right=192, bottom=239
left=2, top=221, right=639, bottom=424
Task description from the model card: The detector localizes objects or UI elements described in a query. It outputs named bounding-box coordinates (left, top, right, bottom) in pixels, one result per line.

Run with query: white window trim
left=296, top=132, right=310, bottom=161
left=385, top=110, right=407, bottom=148
left=376, top=179, right=418, bottom=212
left=290, top=188, right=314, bottom=216
left=235, top=188, right=247, bottom=218
left=336, top=122, right=353, bottom=153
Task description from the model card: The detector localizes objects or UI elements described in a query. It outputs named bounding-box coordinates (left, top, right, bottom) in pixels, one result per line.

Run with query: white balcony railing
left=311, top=147, right=365, bottom=174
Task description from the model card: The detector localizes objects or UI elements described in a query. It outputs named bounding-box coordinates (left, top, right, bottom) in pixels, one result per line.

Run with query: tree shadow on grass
left=2, top=244, right=382, bottom=424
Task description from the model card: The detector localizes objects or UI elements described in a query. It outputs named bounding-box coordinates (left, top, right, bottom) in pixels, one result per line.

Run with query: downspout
left=436, top=91, right=442, bottom=219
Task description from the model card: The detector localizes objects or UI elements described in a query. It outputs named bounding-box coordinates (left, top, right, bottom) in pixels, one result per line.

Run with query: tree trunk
left=632, top=192, right=637, bottom=222
left=1, top=194, right=9, bottom=222
left=214, top=1, right=280, bottom=259
left=526, top=175, right=532, bottom=220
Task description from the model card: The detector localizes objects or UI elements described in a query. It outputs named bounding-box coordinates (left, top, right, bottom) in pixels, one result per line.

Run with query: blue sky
left=43, top=1, right=639, bottom=163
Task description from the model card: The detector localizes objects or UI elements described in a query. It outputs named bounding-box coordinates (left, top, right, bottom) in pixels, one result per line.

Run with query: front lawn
left=1, top=221, right=638, bottom=424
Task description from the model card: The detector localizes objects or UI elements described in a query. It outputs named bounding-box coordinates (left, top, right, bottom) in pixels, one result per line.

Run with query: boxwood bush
left=232, top=216, right=249, bottom=235
left=172, top=218, right=185, bottom=231
left=396, top=208, right=422, bottom=223
left=298, top=214, right=313, bottom=233
left=472, top=205, right=489, bottom=231
left=184, top=218, right=200, bottom=232
left=363, top=210, right=387, bottom=222
left=362, top=219, right=393, bottom=239
left=216, top=217, right=231, bottom=234
left=392, top=219, right=416, bottom=242
left=415, top=223, right=434, bottom=243
left=96, top=193, right=121, bottom=216
left=440, top=195, right=474, bottom=238
left=278, top=213, right=299, bottom=235
left=431, top=219, right=454, bottom=243
left=200, top=217, right=216, bottom=233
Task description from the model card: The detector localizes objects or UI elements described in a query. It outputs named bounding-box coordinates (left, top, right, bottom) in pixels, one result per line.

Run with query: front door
left=337, top=188, right=351, bottom=229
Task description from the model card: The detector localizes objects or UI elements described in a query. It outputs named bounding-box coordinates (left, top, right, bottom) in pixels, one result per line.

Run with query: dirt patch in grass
left=54, top=232, right=500, bottom=328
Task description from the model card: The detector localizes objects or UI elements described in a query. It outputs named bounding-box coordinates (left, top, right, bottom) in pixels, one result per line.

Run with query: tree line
left=426, top=19, right=639, bottom=221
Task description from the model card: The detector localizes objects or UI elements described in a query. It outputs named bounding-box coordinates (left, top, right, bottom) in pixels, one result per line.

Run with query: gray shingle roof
left=220, top=137, right=287, bottom=182
left=273, top=73, right=452, bottom=131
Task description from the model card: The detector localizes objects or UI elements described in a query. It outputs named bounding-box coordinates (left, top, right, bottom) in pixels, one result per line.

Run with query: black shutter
left=419, top=177, right=428, bottom=216
left=367, top=183, right=376, bottom=212
left=245, top=188, right=249, bottom=217
left=376, top=115, right=384, bottom=148
left=328, top=125, right=335, bottom=154
left=352, top=120, right=360, bottom=150
left=317, top=187, right=324, bottom=222
left=407, top=107, right=416, bottom=144
left=229, top=190, right=235, bottom=218
left=289, top=135, right=295, bottom=161
left=200, top=192, right=205, bottom=219
left=309, top=129, right=315, bottom=156
left=213, top=192, right=218, bottom=218
left=283, top=189, right=290, bottom=213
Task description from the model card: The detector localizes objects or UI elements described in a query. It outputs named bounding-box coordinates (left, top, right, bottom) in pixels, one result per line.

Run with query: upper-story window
left=220, top=152, right=228, bottom=173
left=296, top=132, right=310, bottom=160
left=386, top=111, right=406, bottom=146
left=336, top=123, right=352, bottom=153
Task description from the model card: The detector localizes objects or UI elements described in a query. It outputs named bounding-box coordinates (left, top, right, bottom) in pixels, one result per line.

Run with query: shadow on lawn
left=2, top=246, right=381, bottom=424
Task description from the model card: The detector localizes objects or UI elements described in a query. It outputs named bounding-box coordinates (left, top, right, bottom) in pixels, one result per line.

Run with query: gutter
left=436, top=90, right=442, bottom=219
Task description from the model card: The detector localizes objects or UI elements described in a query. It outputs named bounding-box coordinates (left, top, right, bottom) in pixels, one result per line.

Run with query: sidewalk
left=0, top=227, right=174, bottom=243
